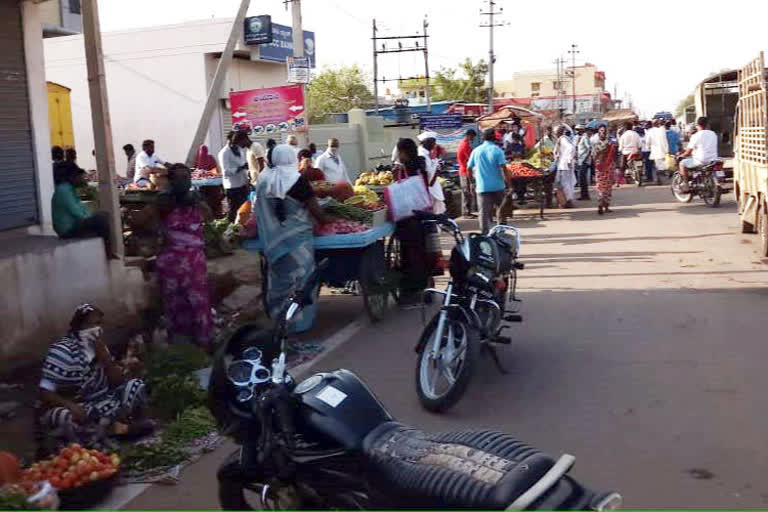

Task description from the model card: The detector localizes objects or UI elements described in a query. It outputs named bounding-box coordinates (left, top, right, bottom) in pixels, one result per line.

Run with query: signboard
left=419, top=113, right=463, bottom=131
left=243, top=15, right=272, bottom=46
left=259, top=23, right=316, bottom=68
left=229, top=85, right=307, bottom=135
left=287, top=56, right=311, bottom=84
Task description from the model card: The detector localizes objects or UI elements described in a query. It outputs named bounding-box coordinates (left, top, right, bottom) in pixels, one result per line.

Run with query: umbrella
left=586, top=120, right=606, bottom=130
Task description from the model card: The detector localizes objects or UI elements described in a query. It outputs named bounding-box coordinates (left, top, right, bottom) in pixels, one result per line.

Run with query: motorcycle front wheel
left=701, top=174, right=722, bottom=208
left=415, top=316, right=479, bottom=413
left=671, top=172, right=693, bottom=203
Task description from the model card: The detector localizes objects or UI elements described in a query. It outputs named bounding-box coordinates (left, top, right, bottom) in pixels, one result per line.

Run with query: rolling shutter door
left=0, top=1, right=39, bottom=230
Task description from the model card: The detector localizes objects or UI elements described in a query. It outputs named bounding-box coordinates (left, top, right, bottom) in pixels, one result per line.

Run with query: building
left=44, top=18, right=316, bottom=173
left=494, top=63, right=613, bottom=115
left=1, top=1, right=144, bottom=370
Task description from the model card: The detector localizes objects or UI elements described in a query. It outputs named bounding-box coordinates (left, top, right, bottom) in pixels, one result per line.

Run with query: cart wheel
left=360, top=242, right=390, bottom=322
left=385, top=235, right=402, bottom=305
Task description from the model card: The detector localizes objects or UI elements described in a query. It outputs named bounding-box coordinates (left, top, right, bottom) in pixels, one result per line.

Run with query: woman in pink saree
left=592, top=125, right=617, bottom=215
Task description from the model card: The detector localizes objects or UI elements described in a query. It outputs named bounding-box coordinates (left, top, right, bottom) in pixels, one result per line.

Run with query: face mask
left=79, top=326, right=103, bottom=343
left=330, top=148, right=339, bottom=157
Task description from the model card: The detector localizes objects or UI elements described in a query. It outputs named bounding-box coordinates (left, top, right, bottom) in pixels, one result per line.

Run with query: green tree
left=675, top=93, right=695, bottom=117
left=307, top=65, right=375, bottom=123
left=432, top=58, right=489, bottom=103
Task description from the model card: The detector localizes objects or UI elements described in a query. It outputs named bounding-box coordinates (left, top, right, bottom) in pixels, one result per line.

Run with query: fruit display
left=505, top=162, right=543, bottom=179
left=190, top=168, right=220, bottom=181
left=314, top=219, right=369, bottom=236
left=311, top=181, right=355, bottom=202
left=19, top=444, right=119, bottom=492
left=351, top=185, right=379, bottom=203
left=355, top=170, right=393, bottom=187
left=525, top=147, right=553, bottom=170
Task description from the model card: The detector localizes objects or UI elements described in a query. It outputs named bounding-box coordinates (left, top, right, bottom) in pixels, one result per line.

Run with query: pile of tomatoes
left=505, top=163, right=543, bottom=179
left=19, top=444, right=120, bottom=492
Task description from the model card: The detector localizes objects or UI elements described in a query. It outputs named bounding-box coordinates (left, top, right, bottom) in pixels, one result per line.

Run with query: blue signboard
left=259, top=22, right=316, bottom=68
left=419, top=113, right=463, bottom=131
left=244, top=15, right=273, bottom=45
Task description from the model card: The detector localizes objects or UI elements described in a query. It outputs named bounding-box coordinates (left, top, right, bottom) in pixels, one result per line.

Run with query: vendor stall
left=602, top=109, right=639, bottom=127
left=191, top=169, right=225, bottom=218
left=501, top=162, right=546, bottom=220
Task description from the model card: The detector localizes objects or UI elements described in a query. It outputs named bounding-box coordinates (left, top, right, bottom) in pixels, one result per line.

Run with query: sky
left=97, top=0, right=768, bottom=117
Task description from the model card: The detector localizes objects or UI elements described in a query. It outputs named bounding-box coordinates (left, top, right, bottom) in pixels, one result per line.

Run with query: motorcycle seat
left=362, top=421, right=558, bottom=509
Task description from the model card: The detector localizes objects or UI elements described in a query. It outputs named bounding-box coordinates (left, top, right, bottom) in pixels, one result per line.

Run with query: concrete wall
left=22, top=0, right=55, bottom=234
left=0, top=236, right=147, bottom=372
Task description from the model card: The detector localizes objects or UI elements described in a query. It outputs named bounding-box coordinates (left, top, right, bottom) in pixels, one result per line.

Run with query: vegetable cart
left=193, top=177, right=225, bottom=218
left=502, top=163, right=547, bottom=220
left=242, top=222, right=398, bottom=323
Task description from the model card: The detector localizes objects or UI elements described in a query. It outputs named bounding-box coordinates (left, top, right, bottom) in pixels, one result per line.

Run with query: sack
left=384, top=173, right=433, bottom=222
left=665, top=153, right=676, bottom=171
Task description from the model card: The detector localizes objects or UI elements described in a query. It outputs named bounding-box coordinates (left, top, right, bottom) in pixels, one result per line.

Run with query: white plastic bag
left=383, top=174, right=433, bottom=222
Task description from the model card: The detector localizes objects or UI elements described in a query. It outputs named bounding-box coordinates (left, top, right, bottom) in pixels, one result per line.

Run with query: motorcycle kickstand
left=483, top=343, right=508, bottom=374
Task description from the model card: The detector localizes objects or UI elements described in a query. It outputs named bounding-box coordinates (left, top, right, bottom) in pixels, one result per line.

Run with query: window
left=69, top=0, right=81, bottom=14
left=531, top=82, right=541, bottom=97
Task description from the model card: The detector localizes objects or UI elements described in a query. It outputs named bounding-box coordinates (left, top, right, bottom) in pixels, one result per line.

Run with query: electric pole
left=286, top=0, right=309, bottom=145
left=371, top=20, right=431, bottom=115
left=554, top=56, right=566, bottom=120
left=480, top=0, right=506, bottom=114
left=568, top=43, right=580, bottom=117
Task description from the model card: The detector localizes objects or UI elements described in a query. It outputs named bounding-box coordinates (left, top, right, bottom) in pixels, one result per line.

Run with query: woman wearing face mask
left=37, top=304, right=149, bottom=450
left=129, top=164, right=214, bottom=349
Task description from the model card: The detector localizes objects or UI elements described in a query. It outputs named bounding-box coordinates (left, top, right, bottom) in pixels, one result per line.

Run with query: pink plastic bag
left=383, top=167, right=433, bottom=222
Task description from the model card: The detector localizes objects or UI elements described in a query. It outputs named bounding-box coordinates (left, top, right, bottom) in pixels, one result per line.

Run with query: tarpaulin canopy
left=602, top=109, right=638, bottom=125
left=477, top=106, right=545, bottom=131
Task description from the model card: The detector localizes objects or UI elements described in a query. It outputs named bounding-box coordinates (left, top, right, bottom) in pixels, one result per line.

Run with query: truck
left=695, top=69, right=738, bottom=163
left=733, top=52, right=768, bottom=257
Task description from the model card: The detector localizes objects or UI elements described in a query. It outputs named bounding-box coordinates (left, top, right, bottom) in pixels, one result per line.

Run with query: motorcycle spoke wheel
left=701, top=175, right=721, bottom=208
left=419, top=322, right=467, bottom=400
left=671, top=173, right=693, bottom=203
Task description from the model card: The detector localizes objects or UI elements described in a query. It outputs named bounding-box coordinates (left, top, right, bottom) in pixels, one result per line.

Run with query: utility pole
left=185, top=0, right=250, bottom=166
left=371, top=21, right=431, bottom=116
left=372, top=19, right=379, bottom=114
left=82, top=0, right=123, bottom=256
left=423, top=17, right=431, bottom=112
left=480, top=0, right=506, bottom=114
left=287, top=0, right=309, bottom=145
left=554, top=56, right=566, bottom=120
left=568, top=43, right=580, bottom=117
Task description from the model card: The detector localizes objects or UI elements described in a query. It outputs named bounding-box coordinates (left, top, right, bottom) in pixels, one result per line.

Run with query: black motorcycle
left=671, top=159, right=725, bottom=207
left=209, top=262, right=622, bottom=511
left=414, top=211, right=524, bottom=413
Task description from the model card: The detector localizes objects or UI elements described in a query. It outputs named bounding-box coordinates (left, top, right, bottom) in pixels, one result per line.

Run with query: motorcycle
left=413, top=211, right=524, bottom=413
left=624, top=153, right=644, bottom=187
left=209, top=260, right=623, bottom=511
left=671, top=159, right=725, bottom=207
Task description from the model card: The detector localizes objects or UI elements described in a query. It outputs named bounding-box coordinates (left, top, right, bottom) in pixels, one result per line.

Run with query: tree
left=432, top=58, right=489, bottom=103
left=675, top=93, right=695, bottom=117
left=307, top=65, right=375, bottom=124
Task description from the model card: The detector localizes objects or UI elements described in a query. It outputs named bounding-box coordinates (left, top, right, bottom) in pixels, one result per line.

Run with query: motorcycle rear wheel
left=415, top=316, right=479, bottom=413
left=671, top=173, right=693, bottom=203
left=701, top=175, right=721, bottom=208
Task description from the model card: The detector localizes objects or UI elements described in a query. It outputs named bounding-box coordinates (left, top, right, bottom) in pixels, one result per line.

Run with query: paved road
left=128, top=186, right=768, bottom=510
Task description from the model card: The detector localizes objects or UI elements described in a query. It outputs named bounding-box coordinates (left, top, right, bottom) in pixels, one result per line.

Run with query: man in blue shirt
left=468, top=128, right=507, bottom=234
left=665, top=120, right=681, bottom=154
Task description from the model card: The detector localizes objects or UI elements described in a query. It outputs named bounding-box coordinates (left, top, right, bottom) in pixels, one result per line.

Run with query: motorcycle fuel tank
left=294, top=369, right=393, bottom=451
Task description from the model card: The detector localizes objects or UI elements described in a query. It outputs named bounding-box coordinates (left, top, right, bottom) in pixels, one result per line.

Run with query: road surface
left=128, top=185, right=768, bottom=510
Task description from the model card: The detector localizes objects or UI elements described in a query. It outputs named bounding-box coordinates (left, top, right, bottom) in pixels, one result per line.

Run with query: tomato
left=60, top=448, right=72, bottom=459
left=69, top=443, right=82, bottom=450
left=60, top=476, right=72, bottom=489
left=50, top=476, right=63, bottom=488
left=110, top=455, right=120, bottom=467
left=69, top=453, right=80, bottom=464
left=55, top=458, right=69, bottom=470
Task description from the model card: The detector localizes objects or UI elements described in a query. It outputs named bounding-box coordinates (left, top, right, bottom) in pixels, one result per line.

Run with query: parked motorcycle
left=413, top=211, right=524, bottom=413
left=209, top=261, right=622, bottom=510
left=671, top=159, right=725, bottom=207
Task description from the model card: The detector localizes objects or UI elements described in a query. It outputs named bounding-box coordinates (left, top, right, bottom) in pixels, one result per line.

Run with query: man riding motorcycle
left=677, top=116, right=719, bottom=190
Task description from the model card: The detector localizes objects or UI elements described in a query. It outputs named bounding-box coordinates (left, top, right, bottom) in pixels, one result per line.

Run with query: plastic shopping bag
left=384, top=174, right=433, bottom=222
left=665, top=153, right=676, bottom=171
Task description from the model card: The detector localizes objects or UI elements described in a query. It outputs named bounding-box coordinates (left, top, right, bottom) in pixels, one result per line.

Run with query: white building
left=44, top=18, right=310, bottom=173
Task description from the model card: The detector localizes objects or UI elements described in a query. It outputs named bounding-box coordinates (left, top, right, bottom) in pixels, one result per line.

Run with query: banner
left=229, top=85, right=307, bottom=135
left=243, top=16, right=272, bottom=45
left=419, top=113, right=463, bottom=131
left=434, top=123, right=477, bottom=155
left=259, top=23, right=316, bottom=68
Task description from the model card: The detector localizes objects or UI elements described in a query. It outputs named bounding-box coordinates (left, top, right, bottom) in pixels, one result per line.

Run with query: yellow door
left=47, top=82, right=74, bottom=148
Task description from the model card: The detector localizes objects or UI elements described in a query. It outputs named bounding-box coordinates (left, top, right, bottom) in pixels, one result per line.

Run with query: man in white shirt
left=646, top=119, right=669, bottom=184
left=555, top=126, right=577, bottom=208
left=316, top=138, right=351, bottom=184
left=618, top=122, right=642, bottom=177
left=417, top=132, right=446, bottom=214
left=218, top=131, right=250, bottom=222
left=678, top=116, right=719, bottom=185
left=134, top=139, right=169, bottom=187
